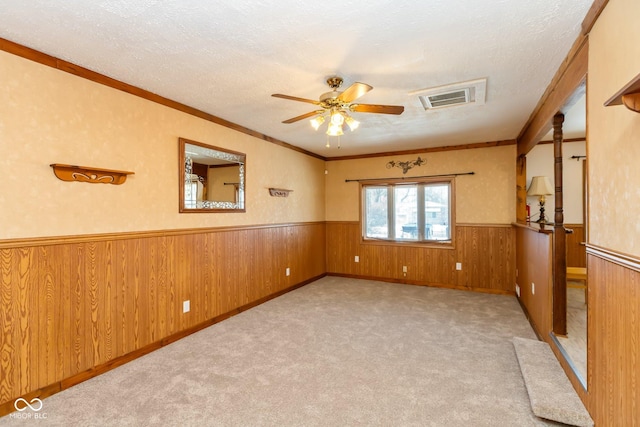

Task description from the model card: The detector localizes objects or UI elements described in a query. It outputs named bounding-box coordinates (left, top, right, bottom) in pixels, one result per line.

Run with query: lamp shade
left=527, top=176, right=553, bottom=196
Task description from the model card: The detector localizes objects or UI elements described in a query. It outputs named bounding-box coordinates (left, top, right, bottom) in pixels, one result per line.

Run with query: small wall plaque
left=269, top=188, right=292, bottom=197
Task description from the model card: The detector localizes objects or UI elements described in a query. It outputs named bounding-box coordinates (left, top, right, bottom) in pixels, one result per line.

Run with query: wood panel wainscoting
left=0, top=222, right=326, bottom=416
left=514, top=223, right=553, bottom=336
left=566, top=224, right=586, bottom=268
left=584, top=245, right=640, bottom=426
left=514, top=223, right=592, bottom=419
left=326, top=222, right=515, bottom=294
left=515, top=224, right=640, bottom=425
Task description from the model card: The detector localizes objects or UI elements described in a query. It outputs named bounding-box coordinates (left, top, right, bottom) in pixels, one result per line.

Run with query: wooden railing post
left=553, top=113, right=567, bottom=336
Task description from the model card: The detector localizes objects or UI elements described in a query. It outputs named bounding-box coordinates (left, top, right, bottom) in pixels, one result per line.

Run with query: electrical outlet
left=456, top=262, right=462, bottom=270
left=354, top=256, right=359, bottom=263
left=402, top=266, right=407, bottom=273
left=183, top=300, right=190, bottom=313
left=515, top=284, right=520, bottom=297
left=531, top=282, right=535, bottom=295
left=286, top=267, right=290, bottom=276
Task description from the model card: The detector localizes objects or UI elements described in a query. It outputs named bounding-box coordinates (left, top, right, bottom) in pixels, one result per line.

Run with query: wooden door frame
left=516, top=33, right=587, bottom=335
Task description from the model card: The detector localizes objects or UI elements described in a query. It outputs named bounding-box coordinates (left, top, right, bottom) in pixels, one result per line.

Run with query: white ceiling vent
left=410, top=78, right=487, bottom=111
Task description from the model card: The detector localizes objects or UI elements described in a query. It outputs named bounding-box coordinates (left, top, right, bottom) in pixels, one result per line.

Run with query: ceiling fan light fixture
left=310, top=115, right=325, bottom=130
left=345, top=116, right=360, bottom=131
left=330, top=111, right=345, bottom=126
left=273, top=76, right=404, bottom=146
left=326, top=123, right=344, bottom=136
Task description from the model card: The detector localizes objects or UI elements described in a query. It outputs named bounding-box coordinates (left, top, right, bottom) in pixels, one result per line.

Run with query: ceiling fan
left=272, top=77, right=404, bottom=137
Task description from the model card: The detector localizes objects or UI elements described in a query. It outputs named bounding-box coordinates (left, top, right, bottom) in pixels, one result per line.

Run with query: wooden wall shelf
left=268, top=188, right=293, bottom=197
left=50, top=164, right=134, bottom=185
left=604, top=72, right=640, bottom=112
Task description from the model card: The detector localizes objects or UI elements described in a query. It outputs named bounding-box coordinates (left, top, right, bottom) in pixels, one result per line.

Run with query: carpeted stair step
left=513, top=337, right=593, bottom=427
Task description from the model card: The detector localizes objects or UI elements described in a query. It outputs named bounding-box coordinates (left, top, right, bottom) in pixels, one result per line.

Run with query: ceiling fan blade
left=351, top=104, right=405, bottom=115
left=272, top=94, right=321, bottom=105
left=337, top=82, right=373, bottom=103
left=282, top=110, right=323, bottom=124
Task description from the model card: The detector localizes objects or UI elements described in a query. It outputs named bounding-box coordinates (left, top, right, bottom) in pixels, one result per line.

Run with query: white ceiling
left=0, top=0, right=592, bottom=158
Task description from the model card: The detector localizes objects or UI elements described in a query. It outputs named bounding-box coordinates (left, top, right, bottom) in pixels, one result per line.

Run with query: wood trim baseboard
left=0, top=37, right=324, bottom=162
left=327, top=273, right=515, bottom=296
left=0, top=273, right=325, bottom=417
left=586, top=244, right=640, bottom=273
left=0, top=221, right=326, bottom=249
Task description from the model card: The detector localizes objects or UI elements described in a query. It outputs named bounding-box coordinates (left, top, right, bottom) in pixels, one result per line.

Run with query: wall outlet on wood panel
left=354, top=255, right=359, bottom=263
left=456, top=262, right=462, bottom=270
left=183, top=300, right=190, bottom=313
left=531, top=282, right=535, bottom=295
left=516, top=284, right=520, bottom=297
left=286, top=267, right=290, bottom=276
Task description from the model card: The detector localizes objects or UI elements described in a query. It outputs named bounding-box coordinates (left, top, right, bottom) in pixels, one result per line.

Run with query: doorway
left=524, top=91, right=587, bottom=386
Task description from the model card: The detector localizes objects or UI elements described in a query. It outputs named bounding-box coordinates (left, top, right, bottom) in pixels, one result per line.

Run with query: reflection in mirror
left=179, top=138, right=245, bottom=212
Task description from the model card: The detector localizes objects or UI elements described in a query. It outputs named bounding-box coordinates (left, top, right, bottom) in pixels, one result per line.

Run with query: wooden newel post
left=553, top=113, right=567, bottom=336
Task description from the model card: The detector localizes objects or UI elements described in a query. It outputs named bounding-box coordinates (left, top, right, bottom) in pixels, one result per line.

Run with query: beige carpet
left=1, top=277, right=562, bottom=426
left=513, top=337, right=592, bottom=427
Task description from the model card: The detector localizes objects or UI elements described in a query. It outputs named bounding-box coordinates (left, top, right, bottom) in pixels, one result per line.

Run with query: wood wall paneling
left=514, top=225, right=553, bottom=335
left=326, top=222, right=515, bottom=294
left=566, top=224, right=586, bottom=268
left=516, top=225, right=640, bottom=426
left=8, top=220, right=626, bottom=423
left=0, top=223, right=326, bottom=415
left=586, top=249, right=640, bottom=426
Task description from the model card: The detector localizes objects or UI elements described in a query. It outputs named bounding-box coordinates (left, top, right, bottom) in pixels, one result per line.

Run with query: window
left=362, top=179, right=453, bottom=244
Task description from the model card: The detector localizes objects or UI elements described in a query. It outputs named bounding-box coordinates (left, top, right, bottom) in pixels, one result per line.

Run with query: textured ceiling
left=0, top=0, right=592, bottom=157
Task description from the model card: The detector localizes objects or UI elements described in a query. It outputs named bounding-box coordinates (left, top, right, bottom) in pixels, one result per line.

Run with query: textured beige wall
left=588, top=0, right=640, bottom=256
left=325, top=145, right=516, bottom=224
left=0, top=50, right=325, bottom=239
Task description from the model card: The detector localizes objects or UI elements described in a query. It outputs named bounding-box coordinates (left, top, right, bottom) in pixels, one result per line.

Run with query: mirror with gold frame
left=179, top=137, right=245, bottom=212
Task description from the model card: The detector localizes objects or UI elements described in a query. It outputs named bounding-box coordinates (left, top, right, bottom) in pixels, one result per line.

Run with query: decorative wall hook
left=386, top=156, right=426, bottom=174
